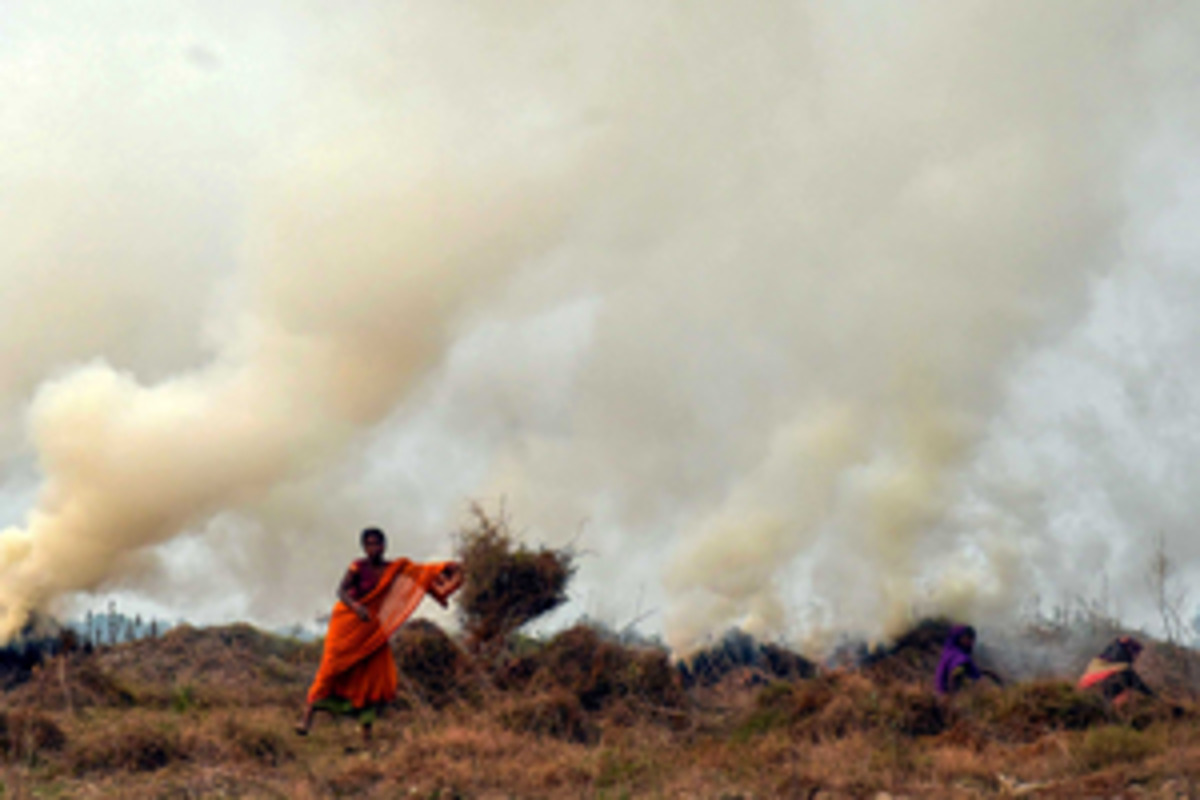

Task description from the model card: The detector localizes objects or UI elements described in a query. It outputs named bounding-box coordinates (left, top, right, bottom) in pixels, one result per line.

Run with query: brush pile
left=454, top=505, right=575, bottom=652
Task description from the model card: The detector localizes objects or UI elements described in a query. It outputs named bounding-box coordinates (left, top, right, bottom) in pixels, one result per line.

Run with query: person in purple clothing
left=934, top=625, right=1003, bottom=695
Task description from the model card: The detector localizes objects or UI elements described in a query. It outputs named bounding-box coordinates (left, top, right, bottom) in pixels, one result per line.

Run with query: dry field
left=0, top=620, right=1197, bottom=799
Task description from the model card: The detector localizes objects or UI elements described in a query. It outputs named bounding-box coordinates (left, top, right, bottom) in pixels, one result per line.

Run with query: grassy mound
left=742, top=673, right=949, bottom=741
left=860, top=618, right=954, bottom=685
left=497, top=625, right=686, bottom=717
left=9, top=624, right=320, bottom=711
left=960, top=680, right=1110, bottom=741
left=392, top=619, right=476, bottom=709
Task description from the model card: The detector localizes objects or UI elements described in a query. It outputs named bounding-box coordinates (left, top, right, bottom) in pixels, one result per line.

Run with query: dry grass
left=0, top=696, right=1195, bottom=797
left=0, top=618, right=1198, bottom=797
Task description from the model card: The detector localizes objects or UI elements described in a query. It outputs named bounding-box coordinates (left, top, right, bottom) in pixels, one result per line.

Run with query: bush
left=455, top=505, right=575, bottom=651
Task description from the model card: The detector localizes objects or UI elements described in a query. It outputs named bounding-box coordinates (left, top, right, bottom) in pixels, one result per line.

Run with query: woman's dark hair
left=1100, top=636, right=1142, bottom=664
left=360, top=527, right=386, bottom=546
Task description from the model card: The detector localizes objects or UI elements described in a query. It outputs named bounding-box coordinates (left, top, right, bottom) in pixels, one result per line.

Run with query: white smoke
left=1, top=1, right=1197, bottom=647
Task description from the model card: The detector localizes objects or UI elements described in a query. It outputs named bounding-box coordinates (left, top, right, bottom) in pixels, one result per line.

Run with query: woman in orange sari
left=296, top=527, right=463, bottom=744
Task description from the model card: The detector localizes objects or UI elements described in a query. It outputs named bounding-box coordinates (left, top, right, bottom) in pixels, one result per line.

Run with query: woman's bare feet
left=294, top=704, right=315, bottom=736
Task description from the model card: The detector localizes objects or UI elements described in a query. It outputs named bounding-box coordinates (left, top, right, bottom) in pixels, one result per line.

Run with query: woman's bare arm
left=337, top=570, right=371, bottom=622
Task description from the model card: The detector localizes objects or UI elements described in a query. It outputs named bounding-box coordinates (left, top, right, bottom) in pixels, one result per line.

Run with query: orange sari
left=307, top=558, right=462, bottom=710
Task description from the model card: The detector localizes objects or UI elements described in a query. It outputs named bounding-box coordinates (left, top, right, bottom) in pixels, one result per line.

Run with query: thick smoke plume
left=1, top=2, right=1197, bottom=647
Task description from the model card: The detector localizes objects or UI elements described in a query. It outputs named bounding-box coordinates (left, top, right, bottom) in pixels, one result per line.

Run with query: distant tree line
left=71, top=601, right=174, bottom=647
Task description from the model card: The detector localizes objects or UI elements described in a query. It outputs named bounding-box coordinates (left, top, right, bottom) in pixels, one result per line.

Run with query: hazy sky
left=1, top=1, right=1198, bottom=647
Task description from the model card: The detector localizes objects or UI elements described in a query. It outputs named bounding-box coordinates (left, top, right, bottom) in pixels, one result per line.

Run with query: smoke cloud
left=1, top=2, right=1197, bottom=647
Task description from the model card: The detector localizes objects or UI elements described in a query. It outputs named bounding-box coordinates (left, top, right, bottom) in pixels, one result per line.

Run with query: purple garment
left=934, top=624, right=981, bottom=695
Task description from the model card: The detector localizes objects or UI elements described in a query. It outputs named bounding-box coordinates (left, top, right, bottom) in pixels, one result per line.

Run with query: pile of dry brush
left=453, top=504, right=575, bottom=653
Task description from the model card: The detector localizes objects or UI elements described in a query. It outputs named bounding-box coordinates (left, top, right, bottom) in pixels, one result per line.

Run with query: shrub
left=455, top=505, right=575, bottom=652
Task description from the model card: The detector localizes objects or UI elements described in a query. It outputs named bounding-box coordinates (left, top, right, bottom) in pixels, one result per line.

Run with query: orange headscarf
left=307, top=559, right=462, bottom=709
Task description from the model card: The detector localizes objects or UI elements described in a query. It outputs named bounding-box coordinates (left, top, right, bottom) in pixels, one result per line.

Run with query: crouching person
left=1077, top=636, right=1154, bottom=707
left=934, top=624, right=1004, bottom=696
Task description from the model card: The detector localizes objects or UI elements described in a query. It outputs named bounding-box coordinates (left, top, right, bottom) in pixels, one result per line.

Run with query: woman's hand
left=437, top=563, right=465, bottom=593
left=430, top=563, right=464, bottom=608
left=351, top=601, right=372, bottom=623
